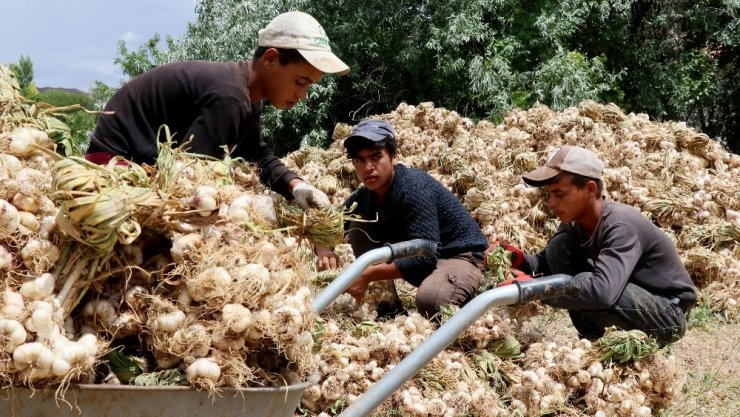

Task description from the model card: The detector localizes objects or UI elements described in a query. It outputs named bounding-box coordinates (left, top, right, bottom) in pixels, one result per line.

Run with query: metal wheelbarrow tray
left=1, top=382, right=311, bottom=417
left=0, top=240, right=437, bottom=417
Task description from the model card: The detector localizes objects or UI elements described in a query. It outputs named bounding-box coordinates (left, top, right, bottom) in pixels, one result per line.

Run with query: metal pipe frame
left=338, top=274, right=577, bottom=417
left=313, top=239, right=437, bottom=314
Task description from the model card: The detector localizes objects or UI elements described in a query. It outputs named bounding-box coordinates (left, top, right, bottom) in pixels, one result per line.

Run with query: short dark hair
left=253, top=47, right=309, bottom=66
left=549, top=172, right=604, bottom=195
left=345, top=137, right=397, bottom=159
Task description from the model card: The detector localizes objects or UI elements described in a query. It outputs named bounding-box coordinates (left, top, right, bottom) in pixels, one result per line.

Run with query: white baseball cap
left=257, top=11, right=350, bottom=75
left=523, top=145, right=604, bottom=186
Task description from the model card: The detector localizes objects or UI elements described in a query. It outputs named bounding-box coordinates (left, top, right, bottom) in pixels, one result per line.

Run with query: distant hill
left=38, top=86, right=90, bottom=97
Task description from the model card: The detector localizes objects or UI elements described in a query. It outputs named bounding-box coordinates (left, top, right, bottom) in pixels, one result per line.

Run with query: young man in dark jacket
left=495, top=145, right=697, bottom=344
left=85, top=11, right=347, bottom=208
left=316, top=120, right=489, bottom=318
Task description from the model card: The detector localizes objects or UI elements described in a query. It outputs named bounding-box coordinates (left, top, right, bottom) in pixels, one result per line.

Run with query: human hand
left=315, top=247, right=339, bottom=271
left=484, top=240, right=525, bottom=269
left=292, top=182, right=331, bottom=209
left=496, top=269, right=533, bottom=287
left=345, top=275, right=370, bottom=303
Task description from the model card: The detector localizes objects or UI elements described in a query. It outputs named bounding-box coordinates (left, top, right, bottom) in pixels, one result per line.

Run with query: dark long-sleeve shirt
left=344, top=164, right=488, bottom=286
left=87, top=60, right=299, bottom=197
left=522, top=200, right=697, bottom=309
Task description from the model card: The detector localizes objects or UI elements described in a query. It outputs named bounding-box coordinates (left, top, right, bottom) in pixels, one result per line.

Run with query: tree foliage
left=38, top=89, right=97, bottom=149
left=110, top=0, right=739, bottom=153
left=9, top=55, right=33, bottom=89
left=9, top=55, right=39, bottom=99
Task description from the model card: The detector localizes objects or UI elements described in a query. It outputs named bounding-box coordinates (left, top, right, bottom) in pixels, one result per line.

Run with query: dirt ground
left=534, top=309, right=740, bottom=417
left=663, top=322, right=739, bottom=416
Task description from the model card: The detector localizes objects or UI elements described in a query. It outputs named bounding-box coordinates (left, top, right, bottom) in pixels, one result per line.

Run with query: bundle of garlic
left=86, top=226, right=321, bottom=393
left=307, top=313, right=515, bottom=416
left=0, top=65, right=89, bottom=156
left=1, top=66, right=339, bottom=401
left=0, top=68, right=111, bottom=395
left=0, top=284, right=106, bottom=393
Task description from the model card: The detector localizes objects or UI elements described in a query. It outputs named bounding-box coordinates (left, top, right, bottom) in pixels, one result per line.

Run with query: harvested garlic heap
left=0, top=66, right=336, bottom=397
left=306, top=313, right=511, bottom=417
left=288, top=100, right=736, bottom=415
left=288, top=100, right=738, bottom=322
left=0, top=67, right=104, bottom=393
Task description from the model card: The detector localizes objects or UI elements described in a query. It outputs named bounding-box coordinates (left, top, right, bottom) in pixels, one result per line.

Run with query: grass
left=688, top=303, right=729, bottom=330
left=661, top=323, right=739, bottom=417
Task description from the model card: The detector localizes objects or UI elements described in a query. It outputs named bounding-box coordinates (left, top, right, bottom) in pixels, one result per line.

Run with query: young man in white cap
left=85, top=11, right=347, bottom=209
left=315, top=119, right=489, bottom=319
left=492, top=145, right=697, bottom=345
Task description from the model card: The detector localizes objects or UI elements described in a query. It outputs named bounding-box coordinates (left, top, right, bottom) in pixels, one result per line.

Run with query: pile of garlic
left=288, top=100, right=738, bottom=320
left=0, top=66, right=324, bottom=394
left=1, top=124, right=102, bottom=389
left=285, top=100, right=734, bottom=415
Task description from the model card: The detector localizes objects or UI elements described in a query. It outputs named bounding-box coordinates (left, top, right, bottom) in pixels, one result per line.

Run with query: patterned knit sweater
left=344, top=164, right=488, bottom=286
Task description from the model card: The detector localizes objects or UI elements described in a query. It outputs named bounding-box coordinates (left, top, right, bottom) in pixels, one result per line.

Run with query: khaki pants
left=414, top=253, right=483, bottom=319
left=348, top=220, right=483, bottom=319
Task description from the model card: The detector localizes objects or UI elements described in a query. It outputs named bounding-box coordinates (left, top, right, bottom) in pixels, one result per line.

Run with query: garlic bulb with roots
left=82, top=299, right=119, bottom=330
left=17, top=211, right=40, bottom=234
left=258, top=242, right=278, bottom=267
left=226, top=193, right=278, bottom=226
left=9, top=127, right=49, bottom=156
left=227, top=194, right=253, bottom=224
left=186, top=357, right=221, bottom=386
left=20, top=273, right=55, bottom=300
left=186, top=266, right=233, bottom=302
left=0, top=199, right=19, bottom=239
left=221, top=303, right=253, bottom=333
left=0, top=245, right=13, bottom=271
left=12, top=342, right=55, bottom=374
left=152, top=308, right=186, bottom=333
left=171, top=322, right=212, bottom=358
left=0, top=154, right=23, bottom=173
left=20, top=239, right=60, bottom=273
left=0, top=318, right=27, bottom=353
left=189, top=185, right=218, bottom=216
left=1, top=290, right=25, bottom=320
left=170, top=233, right=203, bottom=262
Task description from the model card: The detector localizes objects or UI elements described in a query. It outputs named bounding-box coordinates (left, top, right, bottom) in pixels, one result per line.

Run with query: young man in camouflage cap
left=493, top=145, right=697, bottom=345
left=86, top=11, right=347, bottom=209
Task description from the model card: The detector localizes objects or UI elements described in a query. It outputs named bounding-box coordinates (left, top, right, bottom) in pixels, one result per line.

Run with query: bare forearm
left=362, top=262, right=402, bottom=283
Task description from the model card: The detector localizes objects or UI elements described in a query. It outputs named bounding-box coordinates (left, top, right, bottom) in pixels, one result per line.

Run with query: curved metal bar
left=338, top=274, right=576, bottom=417
left=313, top=239, right=436, bottom=314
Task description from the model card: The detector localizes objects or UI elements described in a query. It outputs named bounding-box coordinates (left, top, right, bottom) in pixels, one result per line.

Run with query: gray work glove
left=292, top=182, right=331, bottom=209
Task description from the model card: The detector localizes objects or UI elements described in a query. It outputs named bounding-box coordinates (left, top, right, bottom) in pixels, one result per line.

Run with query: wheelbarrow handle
left=312, top=239, right=437, bottom=314
left=384, top=239, right=438, bottom=263
left=337, top=274, right=578, bottom=417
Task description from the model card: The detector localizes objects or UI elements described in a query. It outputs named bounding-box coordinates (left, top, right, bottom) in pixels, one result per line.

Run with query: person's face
left=260, top=50, right=324, bottom=109
left=544, top=175, right=596, bottom=224
left=351, top=147, right=397, bottom=196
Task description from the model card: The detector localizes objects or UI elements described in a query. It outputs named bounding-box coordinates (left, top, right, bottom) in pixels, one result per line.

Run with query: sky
left=0, top=0, right=196, bottom=92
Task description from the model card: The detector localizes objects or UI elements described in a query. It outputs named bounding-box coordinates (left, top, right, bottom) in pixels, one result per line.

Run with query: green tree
left=107, top=0, right=739, bottom=153
left=9, top=55, right=40, bottom=99
left=9, top=55, right=33, bottom=89
left=38, top=89, right=97, bottom=150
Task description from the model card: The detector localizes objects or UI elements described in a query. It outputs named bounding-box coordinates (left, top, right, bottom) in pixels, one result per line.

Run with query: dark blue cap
left=343, top=119, right=397, bottom=148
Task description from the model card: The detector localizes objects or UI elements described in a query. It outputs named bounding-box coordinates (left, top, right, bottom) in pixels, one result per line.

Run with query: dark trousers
left=348, top=221, right=482, bottom=319
left=544, top=233, right=688, bottom=345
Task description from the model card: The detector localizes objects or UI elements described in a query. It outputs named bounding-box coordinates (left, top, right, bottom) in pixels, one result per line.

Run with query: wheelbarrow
left=0, top=239, right=438, bottom=417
